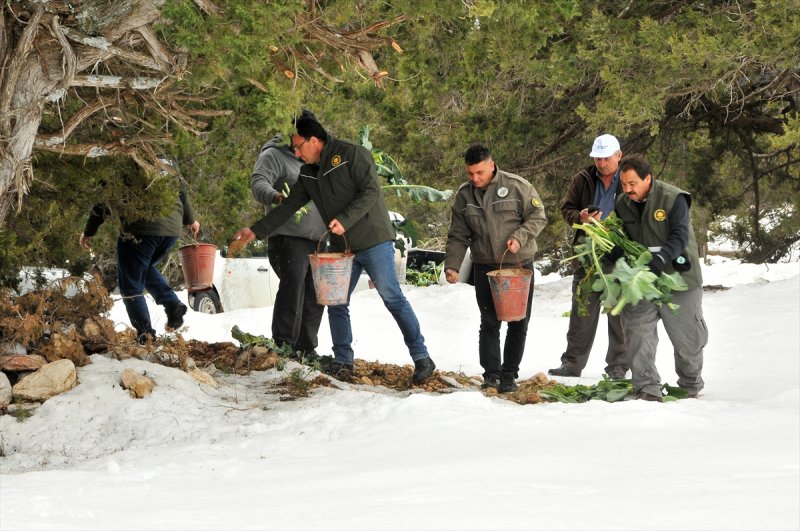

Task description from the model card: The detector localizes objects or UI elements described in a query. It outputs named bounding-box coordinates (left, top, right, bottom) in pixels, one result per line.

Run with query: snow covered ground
left=1, top=256, right=798, bottom=530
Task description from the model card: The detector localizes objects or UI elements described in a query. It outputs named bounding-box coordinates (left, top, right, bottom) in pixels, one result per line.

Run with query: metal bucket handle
left=497, top=248, right=524, bottom=273
left=315, top=229, right=351, bottom=255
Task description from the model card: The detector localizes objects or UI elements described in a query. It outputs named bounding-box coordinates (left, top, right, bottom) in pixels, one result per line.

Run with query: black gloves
left=672, top=255, right=692, bottom=272
left=648, top=252, right=667, bottom=275
left=603, top=245, right=625, bottom=265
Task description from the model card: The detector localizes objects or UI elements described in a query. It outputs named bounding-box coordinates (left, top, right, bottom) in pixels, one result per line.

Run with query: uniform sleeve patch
left=654, top=209, right=667, bottom=221
left=532, top=198, right=542, bottom=207
left=331, top=154, right=341, bottom=166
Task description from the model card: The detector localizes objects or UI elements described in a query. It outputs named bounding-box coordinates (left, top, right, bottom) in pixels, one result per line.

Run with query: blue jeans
left=327, top=241, right=429, bottom=364
left=117, top=234, right=181, bottom=341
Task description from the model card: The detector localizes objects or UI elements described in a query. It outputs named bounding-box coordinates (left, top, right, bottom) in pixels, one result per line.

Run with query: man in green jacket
left=233, top=111, right=436, bottom=384
left=616, top=154, right=707, bottom=401
left=444, top=144, right=547, bottom=393
left=80, top=157, right=200, bottom=344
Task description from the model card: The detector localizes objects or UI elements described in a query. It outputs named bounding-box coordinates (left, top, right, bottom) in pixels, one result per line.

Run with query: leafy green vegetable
left=405, top=260, right=442, bottom=287
left=282, top=182, right=310, bottom=223
left=561, top=214, right=688, bottom=315
left=538, top=376, right=694, bottom=403
left=538, top=375, right=634, bottom=403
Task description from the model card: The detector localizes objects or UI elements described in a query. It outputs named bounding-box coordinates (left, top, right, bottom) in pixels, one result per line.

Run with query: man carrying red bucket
left=444, top=145, right=547, bottom=393
left=233, top=111, right=436, bottom=385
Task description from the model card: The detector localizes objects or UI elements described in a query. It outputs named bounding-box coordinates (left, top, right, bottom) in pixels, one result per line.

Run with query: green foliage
left=539, top=376, right=691, bottom=403
left=405, top=260, right=443, bottom=287
left=10, top=0, right=798, bottom=272
left=564, top=215, right=688, bottom=315
left=359, top=126, right=452, bottom=203
left=539, top=375, right=634, bottom=403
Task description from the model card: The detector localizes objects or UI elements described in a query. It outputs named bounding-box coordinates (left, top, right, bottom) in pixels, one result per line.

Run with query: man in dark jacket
left=80, top=158, right=199, bottom=343
left=548, top=134, right=629, bottom=379
left=251, top=134, right=326, bottom=356
left=616, top=154, right=707, bottom=401
left=444, top=144, right=547, bottom=393
left=233, top=111, right=436, bottom=384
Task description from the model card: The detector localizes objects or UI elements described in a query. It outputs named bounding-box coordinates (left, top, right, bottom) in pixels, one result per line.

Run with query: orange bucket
left=308, top=232, right=354, bottom=306
left=486, top=251, right=532, bottom=322
left=178, top=243, right=217, bottom=292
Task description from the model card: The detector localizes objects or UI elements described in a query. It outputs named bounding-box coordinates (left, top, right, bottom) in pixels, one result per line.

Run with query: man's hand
left=579, top=208, right=601, bottom=223
left=507, top=238, right=520, bottom=254
left=445, top=268, right=459, bottom=284
left=187, top=221, right=200, bottom=238
left=328, top=219, right=345, bottom=236
left=272, top=192, right=286, bottom=204
left=79, top=234, right=91, bottom=250
left=229, top=227, right=256, bottom=257
left=232, top=227, right=256, bottom=245
left=648, top=252, right=667, bottom=276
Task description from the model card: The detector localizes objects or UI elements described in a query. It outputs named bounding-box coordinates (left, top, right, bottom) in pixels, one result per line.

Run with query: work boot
left=165, top=303, right=188, bottom=330
left=637, top=391, right=663, bottom=402
left=480, top=375, right=501, bottom=390
left=548, top=364, right=580, bottom=377
left=319, top=357, right=354, bottom=380
left=412, top=357, right=436, bottom=384
left=606, top=366, right=628, bottom=381
left=498, top=376, right=519, bottom=393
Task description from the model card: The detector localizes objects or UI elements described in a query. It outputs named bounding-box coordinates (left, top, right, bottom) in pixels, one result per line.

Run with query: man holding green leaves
left=616, top=154, right=708, bottom=402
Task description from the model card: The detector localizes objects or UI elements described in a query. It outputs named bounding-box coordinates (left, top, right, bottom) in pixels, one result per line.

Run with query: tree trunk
left=0, top=1, right=169, bottom=228
left=0, top=7, right=59, bottom=227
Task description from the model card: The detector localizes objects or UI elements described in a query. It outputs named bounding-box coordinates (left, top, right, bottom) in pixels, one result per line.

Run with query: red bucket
left=308, top=232, right=353, bottom=306
left=178, top=243, right=217, bottom=292
left=486, top=252, right=532, bottom=322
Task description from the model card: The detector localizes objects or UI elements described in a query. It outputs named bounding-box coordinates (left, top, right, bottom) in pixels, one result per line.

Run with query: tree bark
left=0, top=0, right=172, bottom=227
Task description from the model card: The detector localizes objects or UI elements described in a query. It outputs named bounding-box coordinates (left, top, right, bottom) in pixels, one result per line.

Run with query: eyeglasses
left=292, top=139, right=308, bottom=152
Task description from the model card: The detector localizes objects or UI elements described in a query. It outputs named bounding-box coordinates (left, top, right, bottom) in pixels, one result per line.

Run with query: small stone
left=0, top=372, right=11, bottom=410
left=189, top=368, right=218, bottom=388
left=12, top=359, right=77, bottom=402
left=532, top=372, right=550, bottom=386
left=0, top=354, right=47, bottom=372
left=120, top=368, right=155, bottom=398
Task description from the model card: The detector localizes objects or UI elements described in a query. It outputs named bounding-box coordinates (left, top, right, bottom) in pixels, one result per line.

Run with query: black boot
left=498, top=375, right=519, bottom=393
left=319, top=356, right=354, bottom=380
left=547, top=364, right=580, bottom=377
left=166, top=303, right=188, bottom=330
left=412, top=357, right=436, bottom=384
left=480, top=375, right=501, bottom=390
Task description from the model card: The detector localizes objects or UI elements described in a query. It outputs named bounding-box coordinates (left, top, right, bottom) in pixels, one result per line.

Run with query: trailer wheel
left=191, top=290, right=222, bottom=314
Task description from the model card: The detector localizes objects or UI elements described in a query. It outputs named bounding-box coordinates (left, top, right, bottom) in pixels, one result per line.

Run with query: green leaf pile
left=538, top=376, right=690, bottom=403
left=562, top=214, right=688, bottom=315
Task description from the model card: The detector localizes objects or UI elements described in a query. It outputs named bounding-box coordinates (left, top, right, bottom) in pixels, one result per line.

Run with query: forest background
left=1, top=0, right=798, bottom=286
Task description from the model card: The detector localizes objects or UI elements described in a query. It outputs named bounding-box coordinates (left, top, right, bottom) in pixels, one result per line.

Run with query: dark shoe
left=166, top=303, right=188, bottom=330
left=498, top=377, right=519, bottom=393
left=299, top=349, right=320, bottom=363
left=548, top=364, right=581, bottom=377
left=412, top=357, right=436, bottom=384
left=606, top=367, right=628, bottom=381
left=637, top=391, right=663, bottom=402
left=480, top=375, right=501, bottom=390
left=320, top=357, right=354, bottom=380
left=137, top=330, right=156, bottom=345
